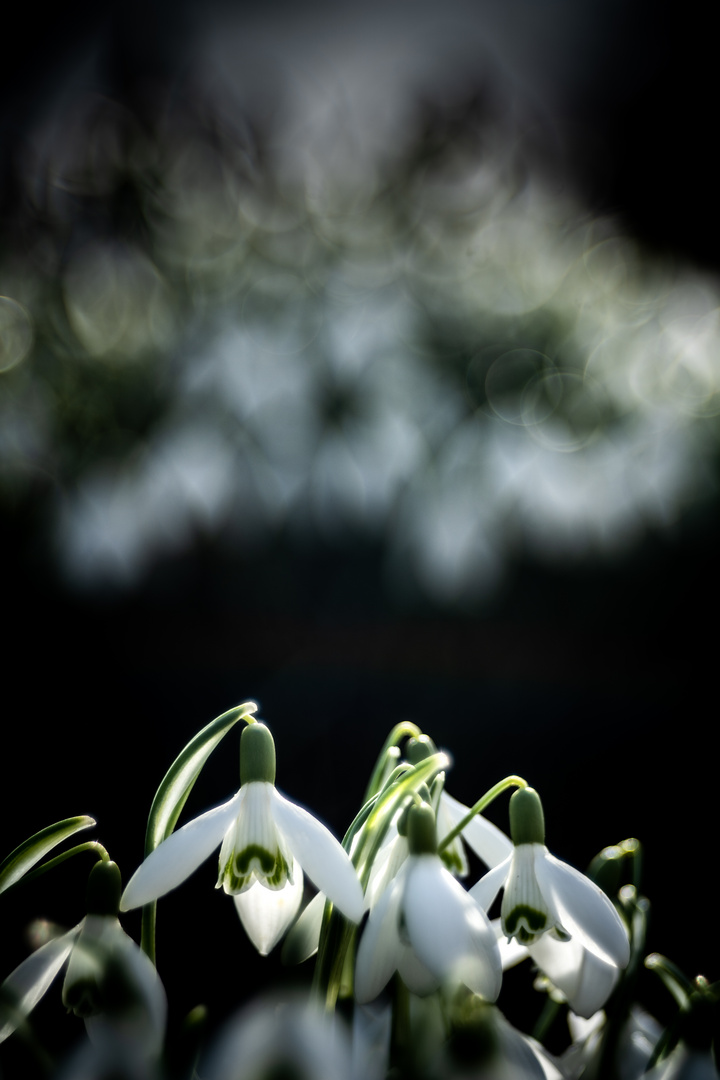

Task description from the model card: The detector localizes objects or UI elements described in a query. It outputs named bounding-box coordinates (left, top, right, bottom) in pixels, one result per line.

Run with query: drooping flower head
left=354, top=801, right=502, bottom=1004
left=0, top=860, right=167, bottom=1058
left=122, top=720, right=363, bottom=955
left=470, top=786, right=631, bottom=1018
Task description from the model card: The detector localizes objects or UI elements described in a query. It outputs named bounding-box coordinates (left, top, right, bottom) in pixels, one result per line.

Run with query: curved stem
left=645, top=953, right=695, bottom=1006
left=138, top=700, right=258, bottom=963
left=437, top=775, right=527, bottom=853
left=16, top=841, right=111, bottom=886
left=314, top=752, right=449, bottom=1008
left=364, top=723, right=422, bottom=803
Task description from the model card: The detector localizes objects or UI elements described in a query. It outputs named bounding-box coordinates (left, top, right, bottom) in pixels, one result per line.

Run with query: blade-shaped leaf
left=144, top=700, right=258, bottom=856
left=0, top=817, right=96, bottom=896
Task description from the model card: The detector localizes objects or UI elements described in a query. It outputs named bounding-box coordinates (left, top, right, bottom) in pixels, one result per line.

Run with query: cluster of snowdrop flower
left=1, top=701, right=718, bottom=1078
left=5, top=67, right=720, bottom=603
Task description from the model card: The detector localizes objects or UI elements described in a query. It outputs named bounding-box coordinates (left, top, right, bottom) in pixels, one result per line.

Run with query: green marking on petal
left=221, top=844, right=291, bottom=895
left=504, top=904, right=547, bottom=942
left=222, top=864, right=253, bottom=893
left=235, top=844, right=276, bottom=876
left=62, top=975, right=102, bottom=1018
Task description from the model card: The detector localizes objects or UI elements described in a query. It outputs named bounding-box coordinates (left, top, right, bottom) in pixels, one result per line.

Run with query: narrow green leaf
left=0, top=817, right=96, bottom=896
left=144, top=700, right=258, bottom=856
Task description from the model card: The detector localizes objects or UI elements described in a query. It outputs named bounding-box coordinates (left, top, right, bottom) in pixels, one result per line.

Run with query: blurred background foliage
left=1, top=0, right=718, bottom=1064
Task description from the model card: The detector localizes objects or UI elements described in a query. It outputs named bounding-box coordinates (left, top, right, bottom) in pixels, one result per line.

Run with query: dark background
left=1, top=0, right=717, bottom=1071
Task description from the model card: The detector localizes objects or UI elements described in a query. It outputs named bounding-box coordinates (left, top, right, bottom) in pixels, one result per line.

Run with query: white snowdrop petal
left=271, top=790, right=363, bottom=922
left=440, top=792, right=513, bottom=868
left=354, top=872, right=406, bottom=1004
left=121, top=792, right=243, bottom=910
left=468, top=854, right=513, bottom=912
left=0, top=927, right=80, bottom=1043
left=502, top=845, right=565, bottom=945
left=529, top=931, right=620, bottom=1020
left=403, top=857, right=502, bottom=1001
left=534, top=853, right=630, bottom=966
left=233, top=862, right=304, bottom=955
left=365, top=831, right=408, bottom=911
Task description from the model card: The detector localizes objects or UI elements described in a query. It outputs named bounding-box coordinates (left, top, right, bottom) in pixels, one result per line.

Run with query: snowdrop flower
left=354, top=802, right=502, bottom=1004
left=0, top=861, right=166, bottom=1058
left=121, top=722, right=363, bottom=955
left=469, top=787, right=630, bottom=1018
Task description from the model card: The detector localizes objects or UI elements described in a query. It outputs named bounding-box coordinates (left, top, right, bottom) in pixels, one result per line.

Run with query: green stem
left=437, top=775, right=527, bottom=854
left=532, top=996, right=561, bottom=1044
left=314, top=752, right=449, bottom=1008
left=14, top=842, right=111, bottom=887
left=363, top=722, right=422, bottom=803
left=141, top=901, right=158, bottom=967
left=389, top=975, right=411, bottom=1074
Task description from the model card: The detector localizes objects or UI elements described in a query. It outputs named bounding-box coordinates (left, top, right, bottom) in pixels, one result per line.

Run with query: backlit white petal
left=233, top=861, right=304, bottom=955
left=220, top=783, right=293, bottom=894
left=0, top=926, right=80, bottom=1043
left=534, top=853, right=630, bottom=967
left=441, top=792, right=514, bottom=868
left=121, top=791, right=243, bottom=910
left=468, top=854, right=513, bottom=912
left=529, top=931, right=620, bottom=1020
left=354, top=870, right=406, bottom=1004
left=403, top=857, right=502, bottom=1001
left=365, top=830, right=408, bottom=911
left=502, top=845, right=565, bottom=945
left=271, top=790, right=363, bottom=923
